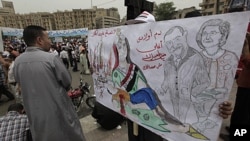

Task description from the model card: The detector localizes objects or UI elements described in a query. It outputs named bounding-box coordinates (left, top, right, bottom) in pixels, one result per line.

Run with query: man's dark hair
left=8, top=103, right=24, bottom=113
left=23, top=25, right=46, bottom=46
left=184, top=10, right=202, bottom=18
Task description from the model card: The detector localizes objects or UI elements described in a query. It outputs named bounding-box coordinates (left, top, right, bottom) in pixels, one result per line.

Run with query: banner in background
left=47, top=28, right=88, bottom=37
left=1, top=27, right=88, bottom=37
left=1, top=27, right=23, bottom=37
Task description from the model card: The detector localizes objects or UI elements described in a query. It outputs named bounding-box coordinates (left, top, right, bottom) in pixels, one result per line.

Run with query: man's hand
left=219, top=101, right=233, bottom=119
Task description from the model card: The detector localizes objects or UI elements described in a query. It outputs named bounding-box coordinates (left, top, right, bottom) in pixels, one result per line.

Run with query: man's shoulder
left=0, top=113, right=28, bottom=120
left=16, top=50, right=55, bottom=62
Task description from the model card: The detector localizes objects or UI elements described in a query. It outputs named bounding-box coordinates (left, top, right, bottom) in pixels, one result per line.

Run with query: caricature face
left=117, top=37, right=127, bottom=62
left=164, top=28, right=187, bottom=56
left=201, top=26, right=222, bottom=48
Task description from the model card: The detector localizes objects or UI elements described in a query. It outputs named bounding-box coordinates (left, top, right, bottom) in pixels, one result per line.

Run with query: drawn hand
left=112, top=88, right=130, bottom=102
left=196, top=88, right=226, bottom=100
left=212, top=87, right=227, bottom=99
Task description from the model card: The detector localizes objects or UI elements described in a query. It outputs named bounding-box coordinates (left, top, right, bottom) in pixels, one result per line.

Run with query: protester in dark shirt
left=92, top=102, right=125, bottom=130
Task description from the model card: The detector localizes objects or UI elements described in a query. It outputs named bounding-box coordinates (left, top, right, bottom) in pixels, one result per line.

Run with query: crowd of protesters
left=0, top=25, right=88, bottom=140
left=50, top=39, right=90, bottom=73
left=0, top=38, right=21, bottom=103
left=0, top=37, right=91, bottom=103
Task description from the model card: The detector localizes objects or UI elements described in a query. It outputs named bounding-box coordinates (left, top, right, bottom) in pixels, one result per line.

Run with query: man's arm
left=53, top=56, right=72, bottom=91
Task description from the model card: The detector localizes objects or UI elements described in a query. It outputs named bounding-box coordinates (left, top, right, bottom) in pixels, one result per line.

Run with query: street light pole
left=91, top=0, right=93, bottom=29
left=216, top=0, right=220, bottom=14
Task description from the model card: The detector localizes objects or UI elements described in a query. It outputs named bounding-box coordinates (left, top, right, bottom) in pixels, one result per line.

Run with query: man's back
left=14, top=25, right=85, bottom=141
left=14, top=47, right=85, bottom=141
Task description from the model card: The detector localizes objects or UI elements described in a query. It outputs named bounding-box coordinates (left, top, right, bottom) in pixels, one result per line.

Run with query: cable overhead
left=95, top=0, right=117, bottom=7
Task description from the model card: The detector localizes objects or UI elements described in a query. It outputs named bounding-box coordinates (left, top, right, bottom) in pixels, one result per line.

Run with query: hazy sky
left=6, top=0, right=202, bottom=18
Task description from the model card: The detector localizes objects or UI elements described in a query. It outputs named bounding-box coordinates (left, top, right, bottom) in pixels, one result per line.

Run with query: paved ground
left=0, top=64, right=236, bottom=141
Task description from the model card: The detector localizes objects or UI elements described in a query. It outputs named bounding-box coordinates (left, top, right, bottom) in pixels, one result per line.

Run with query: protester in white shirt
left=50, top=45, right=59, bottom=56
left=60, top=48, right=69, bottom=69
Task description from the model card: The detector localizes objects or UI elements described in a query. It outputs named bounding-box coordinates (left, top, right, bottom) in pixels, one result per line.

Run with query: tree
left=154, top=1, right=177, bottom=21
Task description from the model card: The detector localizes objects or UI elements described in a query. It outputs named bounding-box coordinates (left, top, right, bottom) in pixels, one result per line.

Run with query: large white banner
left=1, top=27, right=23, bottom=37
left=88, top=12, right=250, bottom=141
left=47, top=28, right=88, bottom=37
left=1, top=27, right=88, bottom=37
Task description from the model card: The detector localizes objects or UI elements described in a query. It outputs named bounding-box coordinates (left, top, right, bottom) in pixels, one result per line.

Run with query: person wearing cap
left=125, top=11, right=156, bottom=25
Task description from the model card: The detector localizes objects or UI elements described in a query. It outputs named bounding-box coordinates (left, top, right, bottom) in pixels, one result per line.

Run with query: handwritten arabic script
left=143, top=63, right=163, bottom=70
left=137, top=29, right=162, bottom=43
left=136, top=40, right=166, bottom=62
left=91, top=29, right=116, bottom=37
left=141, top=50, right=166, bottom=62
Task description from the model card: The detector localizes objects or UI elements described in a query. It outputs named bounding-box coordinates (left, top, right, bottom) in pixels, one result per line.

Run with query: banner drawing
left=88, top=11, right=250, bottom=141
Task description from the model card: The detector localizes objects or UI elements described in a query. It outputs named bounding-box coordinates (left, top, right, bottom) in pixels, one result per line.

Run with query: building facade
left=173, top=6, right=198, bottom=19
left=0, top=0, right=15, bottom=26
left=95, top=16, right=120, bottom=29
left=199, top=0, right=228, bottom=15
left=0, top=0, right=15, bottom=15
left=0, top=1, right=120, bottom=30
